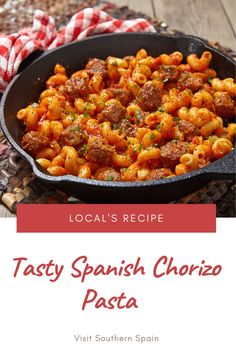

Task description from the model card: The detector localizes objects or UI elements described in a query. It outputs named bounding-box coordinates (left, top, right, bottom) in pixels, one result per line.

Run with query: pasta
left=17, top=49, right=235, bottom=182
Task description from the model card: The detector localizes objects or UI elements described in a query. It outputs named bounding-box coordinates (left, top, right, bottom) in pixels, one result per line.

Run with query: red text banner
left=16, top=204, right=216, bottom=233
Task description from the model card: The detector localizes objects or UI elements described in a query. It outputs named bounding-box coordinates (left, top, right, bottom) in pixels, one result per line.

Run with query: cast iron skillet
left=0, top=33, right=235, bottom=203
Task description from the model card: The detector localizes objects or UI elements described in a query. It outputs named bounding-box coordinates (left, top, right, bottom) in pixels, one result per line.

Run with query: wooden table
left=115, top=0, right=236, bottom=49
left=0, top=0, right=235, bottom=217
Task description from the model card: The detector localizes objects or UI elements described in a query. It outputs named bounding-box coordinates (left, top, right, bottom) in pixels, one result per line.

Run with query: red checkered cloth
left=0, top=7, right=155, bottom=93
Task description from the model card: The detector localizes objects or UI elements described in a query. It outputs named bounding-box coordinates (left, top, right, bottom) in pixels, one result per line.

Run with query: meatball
left=85, top=58, right=107, bottom=77
left=177, top=72, right=204, bottom=92
left=94, top=167, right=121, bottom=181
left=159, top=65, right=180, bottom=82
left=213, top=92, right=236, bottom=119
left=118, top=119, right=137, bottom=137
left=160, top=141, right=187, bottom=169
left=145, top=168, right=172, bottom=180
left=178, top=120, right=196, bottom=140
left=59, top=124, right=87, bottom=148
left=22, top=131, right=49, bottom=156
left=111, top=88, right=133, bottom=106
left=136, top=81, right=161, bottom=112
left=65, top=76, right=89, bottom=98
left=100, top=102, right=126, bottom=124
left=86, top=137, right=114, bottom=164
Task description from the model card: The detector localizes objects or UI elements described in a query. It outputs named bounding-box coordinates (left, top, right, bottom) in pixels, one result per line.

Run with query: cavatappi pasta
left=17, top=50, right=236, bottom=182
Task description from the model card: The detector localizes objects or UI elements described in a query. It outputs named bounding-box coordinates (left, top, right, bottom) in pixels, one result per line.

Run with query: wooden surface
left=114, top=0, right=236, bottom=49
left=0, top=0, right=235, bottom=217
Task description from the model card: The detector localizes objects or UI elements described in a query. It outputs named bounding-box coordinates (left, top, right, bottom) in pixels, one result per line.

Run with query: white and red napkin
left=0, top=7, right=155, bottom=93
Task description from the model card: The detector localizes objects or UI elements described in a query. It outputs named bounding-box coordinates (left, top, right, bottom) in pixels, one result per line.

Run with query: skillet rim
left=0, top=32, right=235, bottom=189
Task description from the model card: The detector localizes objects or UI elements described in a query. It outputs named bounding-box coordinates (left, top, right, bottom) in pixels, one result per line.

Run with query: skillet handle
left=202, top=151, right=235, bottom=180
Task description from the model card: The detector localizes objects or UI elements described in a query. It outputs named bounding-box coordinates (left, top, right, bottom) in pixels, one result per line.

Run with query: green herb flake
left=71, top=126, right=81, bottom=132
left=107, top=176, right=114, bottom=181
left=134, top=110, right=143, bottom=121
left=153, top=143, right=159, bottom=147
left=113, top=123, right=119, bottom=130
left=158, top=107, right=165, bottom=113
left=82, top=144, right=87, bottom=155
left=83, top=112, right=90, bottom=118
left=156, top=124, right=161, bottom=131
left=150, top=133, right=156, bottom=140
left=138, top=144, right=143, bottom=151
left=116, top=89, right=123, bottom=95
left=146, top=146, right=152, bottom=151
left=208, top=77, right=213, bottom=84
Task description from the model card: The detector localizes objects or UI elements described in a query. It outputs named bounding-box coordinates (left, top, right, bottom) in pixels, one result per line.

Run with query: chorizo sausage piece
left=178, top=120, right=196, bottom=140
left=59, top=124, right=87, bottom=148
left=22, top=131, right=49, bottom=156
left=100, top=102, right=126, bottom=124
left=118, top=119, right=137, bottom=137
left=136, top=81, right=161, bottom=112
left=110, top=88, right=133, bottom=106
left=158, top=65, right=180, bottom=82
left=94, top=167, right=121, bottom=181
left=177, top=72, right=204, bottom=92
left=85, top=58, right=107, bottom=78
left=145, top=168, right=172, bottom=180
left=86, top=137, right=114, bottom=164
left=65, top=76, right=89, bottom=98
left=213, top=92, right=236, bottom=119
left=160, top=141, right=187, bottom=169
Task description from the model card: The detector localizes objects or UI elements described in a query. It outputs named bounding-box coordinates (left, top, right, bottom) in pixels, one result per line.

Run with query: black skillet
left=0, top=33, right=235, bottom=203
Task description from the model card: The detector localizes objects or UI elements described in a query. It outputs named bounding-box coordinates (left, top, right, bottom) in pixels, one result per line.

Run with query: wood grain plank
left=220, top=0, right=236, bottom=34
left=153, top=0, right=235, bottom=49
left=0, top=204, right=15, bottom=218
left=113, top=0, right=154, bottom=18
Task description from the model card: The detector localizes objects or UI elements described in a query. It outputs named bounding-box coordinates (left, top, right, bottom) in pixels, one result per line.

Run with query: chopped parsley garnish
left=138, top=144, right=143, bottom=151
left=156, top=124, right=161, bottom=131
left=150, top=133, right=156, bottom=140
left=113, top=123, right=119, bottom=130
left=83, top=112, right=90, bottom=118
left=134, top=110, right=143, bottom=122
left=116, top=89, right=123, bottom=95
left=153, top=143, right=159, bottom=147
left=71, top=126, right=81, bottom=132
left=84, top=102, right=92, bottom=114
left=158, top=107, right=165, bottom=112
left=146, top=146, right=152, bottom=151
left=82, top=144, right=87, bottom=155
left=107, top=176, right=114, bottom=181
left=208, top=77, right=213, bottom=84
